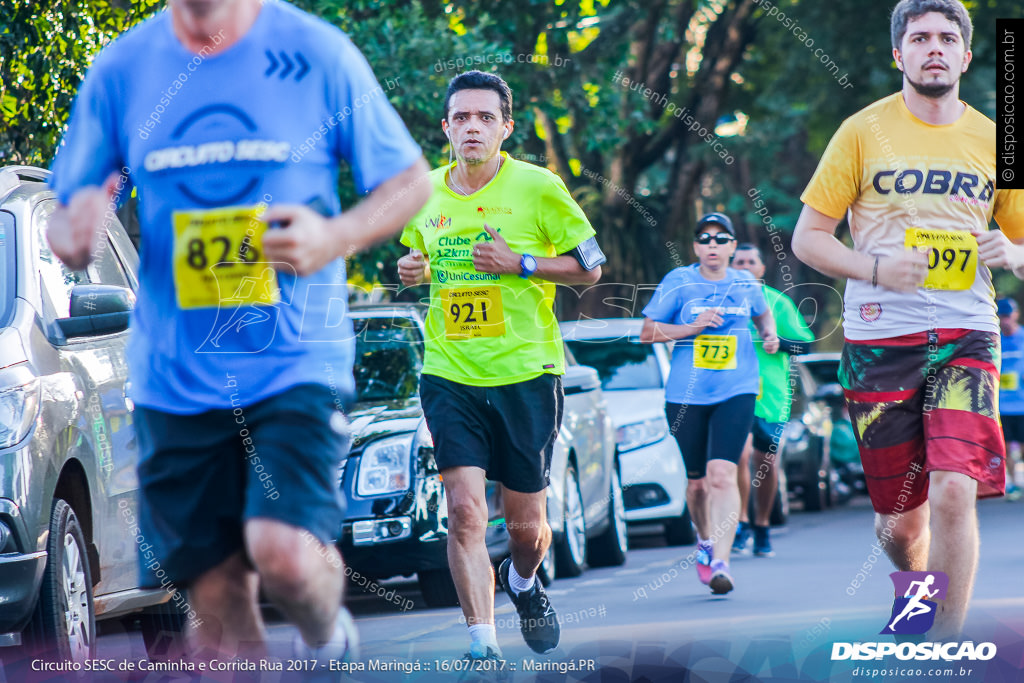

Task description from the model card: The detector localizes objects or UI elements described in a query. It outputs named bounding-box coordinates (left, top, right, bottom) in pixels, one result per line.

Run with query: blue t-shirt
left=1000, top=328, right=1024, bottom=416
left=51, top=2, right=422, bottom=413
left=642, top=265, right=768, bottom=405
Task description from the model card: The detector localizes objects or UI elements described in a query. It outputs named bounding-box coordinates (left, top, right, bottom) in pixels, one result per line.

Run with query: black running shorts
left=419, top=373, right=563, bottom=493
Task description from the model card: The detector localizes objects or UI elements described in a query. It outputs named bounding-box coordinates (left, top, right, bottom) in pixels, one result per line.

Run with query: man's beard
left=906, top=72, right=957, bottom=99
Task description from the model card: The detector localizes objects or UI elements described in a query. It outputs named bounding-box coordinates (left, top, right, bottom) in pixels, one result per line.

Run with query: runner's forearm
left=752, top=311, right=777, bottom=343
left=793, top=204, right=874, bottom=282
left=533, top=254, right=601, bottom=286
left=328, top=158, right=431, bottom=257
left=639, top=318, right=700, bottom=343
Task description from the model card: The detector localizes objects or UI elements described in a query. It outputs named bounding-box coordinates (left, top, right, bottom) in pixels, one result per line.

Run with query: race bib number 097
left=440, top=287, right=506, bottom=339
left=693, top=335, right=737, bottom=370
left=904, top=228, right=977, bottom=291
left=173, top=206, right=277, bottom=310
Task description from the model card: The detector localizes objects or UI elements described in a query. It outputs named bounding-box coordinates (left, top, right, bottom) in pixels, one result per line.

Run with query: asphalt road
left=20, top=496, right=1024, bottom=683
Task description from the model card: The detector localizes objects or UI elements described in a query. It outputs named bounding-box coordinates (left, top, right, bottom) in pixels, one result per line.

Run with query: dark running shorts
left=1001, top=414, right=1024, bottom=444
left=666, top=394, right=756, bottom=479
left=751, top=416, right=786, bottom=454
left=840, top=329, right=1005, bottom=515
left=419, top=373, right=562, bottom=493
left=134, top=384, right=350, bottom=587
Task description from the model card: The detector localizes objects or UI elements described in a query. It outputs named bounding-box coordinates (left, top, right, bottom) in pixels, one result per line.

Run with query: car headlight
left=0, top=378, right=40, bottom=450
left=616, top=416, right=669, bottom=453
left=357, top=433, right=413, bottom=496
left=783, top=421, right=808, bottom=450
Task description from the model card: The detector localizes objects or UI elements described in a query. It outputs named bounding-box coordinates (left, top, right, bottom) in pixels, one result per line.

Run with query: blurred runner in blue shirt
left=997, top=298, right=1024, bottom=499
left=47, top=0, right=430, bottom=666
left=642, top=213, right=778, bottom=596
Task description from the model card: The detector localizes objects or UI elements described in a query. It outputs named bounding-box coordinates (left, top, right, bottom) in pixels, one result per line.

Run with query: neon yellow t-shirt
left=401, top=153, right=596, bottom=385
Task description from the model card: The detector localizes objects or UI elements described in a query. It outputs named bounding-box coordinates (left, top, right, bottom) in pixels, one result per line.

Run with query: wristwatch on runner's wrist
left=519, top=253, right=538, bottom=278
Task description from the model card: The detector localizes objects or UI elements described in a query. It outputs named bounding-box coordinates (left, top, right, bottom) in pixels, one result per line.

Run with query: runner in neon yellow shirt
left=398, top=71, right=604, bottom=665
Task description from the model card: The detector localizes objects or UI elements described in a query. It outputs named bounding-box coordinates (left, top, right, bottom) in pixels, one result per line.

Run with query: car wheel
left=664, top=505, right=696, bottom=546
left=554, top=462, right=587, bottom=578
left=417, top=568, right=460, bottom=608
left=24, top=499, right=95, bottom=663
left=802, top=440, right=829, bottom=512
left=588, top=463, right=628, bottom=567
left=537, top=542, right=556, bottom=586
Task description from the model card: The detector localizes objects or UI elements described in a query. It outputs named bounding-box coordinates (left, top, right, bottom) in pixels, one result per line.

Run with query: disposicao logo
left=830, top=571, right=996, bottom=663
left=881, top=571, right=948, bottom=635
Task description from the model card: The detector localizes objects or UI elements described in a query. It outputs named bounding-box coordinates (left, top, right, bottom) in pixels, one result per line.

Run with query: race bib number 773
left=693, top=335, right=737, bottom=370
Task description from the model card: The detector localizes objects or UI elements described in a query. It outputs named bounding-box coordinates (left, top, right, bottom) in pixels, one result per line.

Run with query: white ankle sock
left=508, top=561, right=536, bottom=594
left=468, top=624, right=499, bottom=650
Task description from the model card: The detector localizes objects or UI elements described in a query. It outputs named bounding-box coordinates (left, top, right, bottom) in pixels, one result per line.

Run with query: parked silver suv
left=0, top=167, right=179, bottom=666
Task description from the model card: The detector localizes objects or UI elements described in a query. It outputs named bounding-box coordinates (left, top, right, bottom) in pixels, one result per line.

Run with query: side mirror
left=563, top=364, right=601, bottom=395
left=58, top=285, right=135, bottom=338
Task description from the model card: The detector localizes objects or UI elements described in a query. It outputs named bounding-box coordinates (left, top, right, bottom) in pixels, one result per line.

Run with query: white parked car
left=561, top=319, right=694, bottom=545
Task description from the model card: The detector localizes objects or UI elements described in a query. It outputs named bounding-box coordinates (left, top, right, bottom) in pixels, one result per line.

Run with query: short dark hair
left=891, top=0, right=972, bottom=50
left=735, top=243, right=764, bottom=262
left=443, top=71, right=513, bottom=122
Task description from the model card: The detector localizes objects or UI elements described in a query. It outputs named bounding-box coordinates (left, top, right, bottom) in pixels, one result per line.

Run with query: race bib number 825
left=173, top=206, right=278, bottom=310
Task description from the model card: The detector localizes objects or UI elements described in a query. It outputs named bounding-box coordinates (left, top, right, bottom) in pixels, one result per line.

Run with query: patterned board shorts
left=839, top=329, right=1006, bottom=514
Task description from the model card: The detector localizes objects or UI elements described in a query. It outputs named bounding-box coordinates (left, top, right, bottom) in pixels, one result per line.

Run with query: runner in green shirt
left=397, top=71, right=604, bottom=667
left=732, top=244, right=814, bottom=556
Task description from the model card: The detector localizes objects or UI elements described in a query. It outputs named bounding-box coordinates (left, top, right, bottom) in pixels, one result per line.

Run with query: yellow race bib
left=440, top=287, right=506, bottom=339
left=1001, top=371, right=1020, bottom=392
left=172, top=206, right=278, bottom=310
left=693, top=335, right=737, bottom=370
left=904, top=228, right=977, bottom=291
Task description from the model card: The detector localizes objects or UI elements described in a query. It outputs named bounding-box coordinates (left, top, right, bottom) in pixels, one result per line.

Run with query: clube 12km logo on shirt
left=831, top=572, right=997, bottom=662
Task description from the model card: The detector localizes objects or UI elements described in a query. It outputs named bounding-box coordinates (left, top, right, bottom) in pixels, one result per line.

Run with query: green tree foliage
left=2, top=0, right=1016, bottom=322
left=0, top=0, right=163, bottom=164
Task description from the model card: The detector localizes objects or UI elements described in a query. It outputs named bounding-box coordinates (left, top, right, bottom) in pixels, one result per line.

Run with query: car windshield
left=352, top=315, right=424, bottom=402
left=803, top=359, right=840, bottom=387
left=565, top=338, right=662, bottom=390
left=0, top=213, right=11, bottom=326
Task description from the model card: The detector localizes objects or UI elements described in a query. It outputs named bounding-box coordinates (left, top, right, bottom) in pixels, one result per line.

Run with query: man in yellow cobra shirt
left=397, top=70, right=604, bottom=666
left=793, top=0, right=1024, bottom=639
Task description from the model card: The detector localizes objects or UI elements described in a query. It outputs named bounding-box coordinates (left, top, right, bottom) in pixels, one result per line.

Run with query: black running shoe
left=497, top=557, right=560, bottom=654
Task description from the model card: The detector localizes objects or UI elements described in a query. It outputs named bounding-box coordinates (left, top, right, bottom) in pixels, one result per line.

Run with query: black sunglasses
left=695, top=232, right=734, bottom=245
